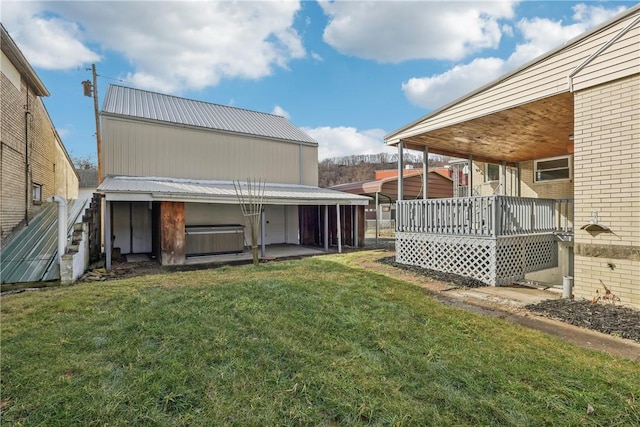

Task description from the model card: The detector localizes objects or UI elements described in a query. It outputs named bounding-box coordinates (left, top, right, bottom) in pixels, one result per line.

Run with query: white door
left=111, top=202, right=152, bottom=254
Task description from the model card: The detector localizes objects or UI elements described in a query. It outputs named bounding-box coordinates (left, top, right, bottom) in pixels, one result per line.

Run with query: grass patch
left=2, top=256, right=639, bottom=426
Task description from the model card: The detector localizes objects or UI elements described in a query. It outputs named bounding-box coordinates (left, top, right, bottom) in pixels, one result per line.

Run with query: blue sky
left=2, top=1, right=634, bottom=162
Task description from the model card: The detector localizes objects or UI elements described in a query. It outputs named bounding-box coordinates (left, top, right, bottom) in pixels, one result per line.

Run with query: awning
left=98, top=175, right=370, bottom=206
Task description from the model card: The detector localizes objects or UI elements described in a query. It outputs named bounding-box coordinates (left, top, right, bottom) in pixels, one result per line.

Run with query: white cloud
left=402, top=3, right=626, bottom=109
left=302, top=126, right=393, bottom=160
left=1, top=1, right=100, bottom=69
left=319, top=0, right=517, bottom=62
left=2, top=1, right=305, bottom=93
left=403, top=57, right=506, bottom=110
left=272, top=105, right=291, bottom=120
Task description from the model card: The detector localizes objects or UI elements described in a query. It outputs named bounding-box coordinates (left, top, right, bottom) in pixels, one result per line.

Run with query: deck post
left=516, top=163, right=521, bottom=197
left=467, top=155, right=473, bottom=197
left=501, top=160, right=507, bottom=195
left=397, top=141, right=404, bottom=231
left=423, top=147, right=429, bottom=232
left=398, top=141, right=404, bottom=201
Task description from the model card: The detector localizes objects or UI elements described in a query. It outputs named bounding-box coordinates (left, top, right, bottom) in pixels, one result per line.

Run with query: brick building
left=385, top=6, right=639, bottom=306
left=1, top=24, right=78, bottom=241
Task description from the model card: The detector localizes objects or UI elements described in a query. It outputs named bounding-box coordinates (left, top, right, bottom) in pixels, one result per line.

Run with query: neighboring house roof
left=384, top=5, right=640, bottom=163
left=98, top=175, right=370, bottom=206
left=77, top=168, right=98, bottom=188
left=0, top=24, right=49, bottom=97
left=102, top=85, right=318, bottom=145
left=330, top=170, right=453, bottom=202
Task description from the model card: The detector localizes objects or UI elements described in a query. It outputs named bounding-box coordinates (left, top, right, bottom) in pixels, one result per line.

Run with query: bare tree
left=233, top=179, right=265, bottom=266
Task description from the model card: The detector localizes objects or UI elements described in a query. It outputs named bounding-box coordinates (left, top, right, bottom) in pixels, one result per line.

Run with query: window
left=534, top=156, right=571, bottom=182
left=32, top=183, right=42, bottom=203
left=485, top=164, right=500, bottom=182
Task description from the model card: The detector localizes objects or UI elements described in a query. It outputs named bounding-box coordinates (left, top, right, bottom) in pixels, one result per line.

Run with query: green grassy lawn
left=1, top=254, right=638, bottom=426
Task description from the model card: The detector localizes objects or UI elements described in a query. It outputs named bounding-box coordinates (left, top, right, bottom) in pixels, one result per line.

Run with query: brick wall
left=1, top=71, right=79, bottom=241
left=573, top=74, right=640, bottom=307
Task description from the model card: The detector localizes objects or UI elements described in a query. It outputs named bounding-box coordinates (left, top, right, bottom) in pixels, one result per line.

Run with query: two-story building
left=97, top=85, right=369, bottom=268
left=1, top=24, right=78, bottom=241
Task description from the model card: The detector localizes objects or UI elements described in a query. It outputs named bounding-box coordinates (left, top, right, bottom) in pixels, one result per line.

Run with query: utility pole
left=82, top=64, right=102, bottom=184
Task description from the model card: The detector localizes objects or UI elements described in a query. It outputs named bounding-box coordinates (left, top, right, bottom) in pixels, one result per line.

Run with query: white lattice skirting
left=396, top=233, right=558, bottom=286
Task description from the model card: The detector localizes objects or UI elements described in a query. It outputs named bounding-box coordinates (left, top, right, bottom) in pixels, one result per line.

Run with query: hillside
left=318, top=153, right=448, bottom=187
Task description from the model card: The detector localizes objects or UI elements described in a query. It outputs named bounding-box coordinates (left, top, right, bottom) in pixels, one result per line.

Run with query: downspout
left=24, top=87, right=31, bottom=225
left=48, top=195, right=68, bottom=261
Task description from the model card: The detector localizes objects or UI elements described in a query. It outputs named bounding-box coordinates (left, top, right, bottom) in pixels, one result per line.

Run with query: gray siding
left=103, top=117, right=318, bottom=186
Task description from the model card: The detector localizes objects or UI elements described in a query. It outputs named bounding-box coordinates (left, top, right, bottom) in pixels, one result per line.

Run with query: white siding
left=388, top=9, right=640, bottom=142
left=571, top=23, right=639, bottom=91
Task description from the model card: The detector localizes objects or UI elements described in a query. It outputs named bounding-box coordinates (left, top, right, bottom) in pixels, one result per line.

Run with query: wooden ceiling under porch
left=395, top=92, right=574, bottom=165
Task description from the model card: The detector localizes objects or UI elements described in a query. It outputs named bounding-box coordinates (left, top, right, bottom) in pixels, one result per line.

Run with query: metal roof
left=329, top=170, right=453, bottom=201
left=98, top=176, right=370, bottom=206
left=102, top=85, right=318, bottom=145
left=1, top=199, right=88, bottom=284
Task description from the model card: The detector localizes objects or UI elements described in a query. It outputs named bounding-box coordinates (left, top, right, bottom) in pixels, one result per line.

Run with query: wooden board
left=160, top=201, right=186, bottom=265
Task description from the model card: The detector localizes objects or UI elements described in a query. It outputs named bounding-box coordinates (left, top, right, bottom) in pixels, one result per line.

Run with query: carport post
left=324, top=205, right=329, bottom=252
left=260, top=208, right=266, bottom=257
left=375, top=192, right=379, bottom=247
left=336, top=204, right=342, bottom=254
left=353, top=206, right=358, bottom=247
left=104, top=200, right=111, bottom=270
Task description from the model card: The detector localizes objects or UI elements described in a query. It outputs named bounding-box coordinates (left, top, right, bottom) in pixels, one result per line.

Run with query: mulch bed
left=377, top=256, right=487, bottom=288
left=526, top=299, right=640, bottom=343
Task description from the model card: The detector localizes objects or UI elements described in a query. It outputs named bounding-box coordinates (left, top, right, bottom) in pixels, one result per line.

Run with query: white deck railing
left=397, top=196, right=573, bottom=237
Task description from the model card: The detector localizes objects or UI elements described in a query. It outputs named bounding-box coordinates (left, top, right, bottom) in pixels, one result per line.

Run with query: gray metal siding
left=103, top=117, right=317, bottom=185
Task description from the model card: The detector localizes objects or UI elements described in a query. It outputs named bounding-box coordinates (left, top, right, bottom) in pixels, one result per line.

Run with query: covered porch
left=387, top=90, right=576, bottom=286
left=98, top=176, right=370, bottom=270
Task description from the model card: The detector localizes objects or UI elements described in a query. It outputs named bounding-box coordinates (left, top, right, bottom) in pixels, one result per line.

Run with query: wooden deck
left=395, top=196, right=574, bottom=286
